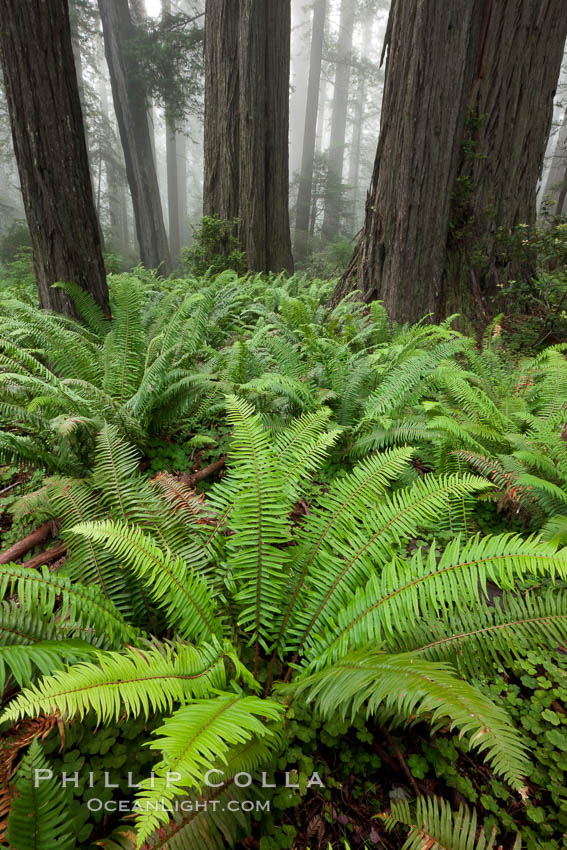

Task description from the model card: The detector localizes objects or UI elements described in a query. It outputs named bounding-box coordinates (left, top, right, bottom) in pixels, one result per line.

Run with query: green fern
left=381, top=794, right=521, bottom=850
left=5, top=738, right=74, bottom=850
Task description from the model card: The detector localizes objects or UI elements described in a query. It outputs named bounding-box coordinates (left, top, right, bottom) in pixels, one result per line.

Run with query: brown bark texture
left=204, top=0, right=294, bottom=273
left=0, top=522, right=54, bottom=565
left=334, top=0, right=567, bottom=327
left=0, top=0, right=109, bottom=316
left=204, top=0, right=241, bottom=222
left=98, top=0, right=171, bottom=275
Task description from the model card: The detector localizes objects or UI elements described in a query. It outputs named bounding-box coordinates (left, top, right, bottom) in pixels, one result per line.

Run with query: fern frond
left=287, top=473, right=489, bottom=659
left=103, top=277, right=145, bottom=403
left=393, top=589, right=567, bottom=677
left=134, top=695, right=284, bottom=846
left=208, top=396, right=292, bottom=648
left=0, top=564, right=135, bottom=647
left=3, top=641, right=234, bottom=725
left=302, top=534, right=567, bottom=668
left=5, top=738, right=74, bottom=850
left=381, top=794, right=520, bottom=850
left=52, top=281, right=111, bottom=337
left=71, top=520, right=220, bottom=642
left=287, top=650, right=528, bottom=790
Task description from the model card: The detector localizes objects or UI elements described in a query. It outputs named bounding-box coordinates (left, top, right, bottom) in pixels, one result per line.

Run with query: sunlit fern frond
left=2, top=640, right=238, bottom=725
left=301, top=533, right=567, bottom=670
left=286, top=472, right=488, bottom=661
left=134, top=695, right=284, bottom=846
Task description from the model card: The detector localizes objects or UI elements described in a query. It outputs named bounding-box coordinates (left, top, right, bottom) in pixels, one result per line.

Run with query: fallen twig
left=179, top=457, right=225, bottom=487
left=19, top=543, right=67, bottom=570
left=0, top=521, right=57, bottom=564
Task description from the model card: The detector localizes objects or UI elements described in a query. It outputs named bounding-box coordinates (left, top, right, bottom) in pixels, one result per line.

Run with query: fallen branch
left=179, top=457, right=225, bottom=487
left=0, top=521, right=56, bottom=565
left=381, top=725, right=421, bottom=796
left=19, top=543, right=67, bottom=570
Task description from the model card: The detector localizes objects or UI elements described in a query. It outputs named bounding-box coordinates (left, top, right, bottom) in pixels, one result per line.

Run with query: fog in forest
left=0, top=0, right=391, bottom=275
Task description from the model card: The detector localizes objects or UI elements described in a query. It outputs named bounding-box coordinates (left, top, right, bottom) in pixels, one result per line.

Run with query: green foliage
left=414, top=651, right=567, bottom=850
left=183, top=217, right=248, bottom=277
left=123, top=9, right=203, bottom=125
left=4, top=400, right=567, bottom=847
left=0, top=220, right=31, bottom=265
left=494, top=222, right=567, bottom=348
left=381, top=795, right=521, bottom=850
left=4, top=739, right=74, bottom=850
left=2, top=270, right=567, bottom=847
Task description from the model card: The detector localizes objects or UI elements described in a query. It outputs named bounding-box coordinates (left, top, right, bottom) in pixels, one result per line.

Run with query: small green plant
left=183, top=216, right=247, bottom=277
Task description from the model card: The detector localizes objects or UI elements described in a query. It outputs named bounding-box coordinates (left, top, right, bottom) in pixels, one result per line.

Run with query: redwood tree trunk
left=163, top=0, right=181, bottom=263
left=204, top=0, right=294, bottom=273
left=294, top=0, right=326, bottom=260
left=346, top=16, right=374, bottom=236
left=321, top=0, right=355, bottom=242
left=204, top=0, right=241, bottom=222
left=0, top=0, right=109, bottom=316
left=98, top=0, right=171, bottom=275
left=177, top=130, right=188, bottom=247
left=541, top=107, right=567, bottom=215
left=333, top=0, right=567, bottom=327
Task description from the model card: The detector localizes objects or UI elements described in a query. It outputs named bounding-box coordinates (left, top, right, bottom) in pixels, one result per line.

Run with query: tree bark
left=541, top=109, right=567, bottom=216
left=204, top=0, right=240, bottom=222
left=538, top=57, right=567, bottom=214
left=177, top=130, right=188, bottom=247
left=203, top=0, right=294, bottom=273
left=98, top=0, right=171, bottom=275
left=0, top=0, right=109, bottom=316
left=289, top=0, right=312, bottom=178
left=346, top=15, right=373, bottom=236
left=295, top=0, right=326, bottom=260
left=162, top=0, right=181, bottom=264
left=321, top=0, right=355, bottom=242
left=333, top=0, right=567, bottom=327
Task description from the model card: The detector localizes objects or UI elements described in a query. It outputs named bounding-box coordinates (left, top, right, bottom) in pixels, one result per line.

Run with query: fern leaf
left=3, top=641, right=234, bottom=725
left=71, top=520, right=221, bottom=642
left=5, top=738, right=74, bottom=850
left=287, top=650, right=528, bottom=790
left=134, top=695, right=284, bottom=846
left=381, top=794, right=519, bottom=850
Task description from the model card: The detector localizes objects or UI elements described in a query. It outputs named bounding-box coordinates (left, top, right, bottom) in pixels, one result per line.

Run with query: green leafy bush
left=183, top=216, right=247, bottom=277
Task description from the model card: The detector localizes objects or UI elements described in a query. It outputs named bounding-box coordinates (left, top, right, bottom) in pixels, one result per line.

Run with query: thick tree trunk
left=538, top=59, right=567, bottom=213
left=204, top=0, right=240, bottom=222
left=333, top=0, right=567, bottom=327
left=556, top=166, right=567, bottom=217
left=541, top=109, right=567, bottom=215
left=162, top=0, right=181, bottom=263
left=0, top=0, right=109, bottom=316
left=99, top=63, right=128, bottom=256
left=177, top=131, right=188, bottom=247
left=98, top=0, right=171, bottom=275
left=204, top=0, right=294, bottom=273
left=316, top=74, right=328, bottom=154
left=295, top=0, right=326, bottom=260
left=289, top=0, right=312, bottom=178
left=347, top=16, right=373, bottom=236
left=321, top=0, right=355, bottom=242
left=69, top=0, right=87, bottom=123
left=166, top=122, right=180, bottom=262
